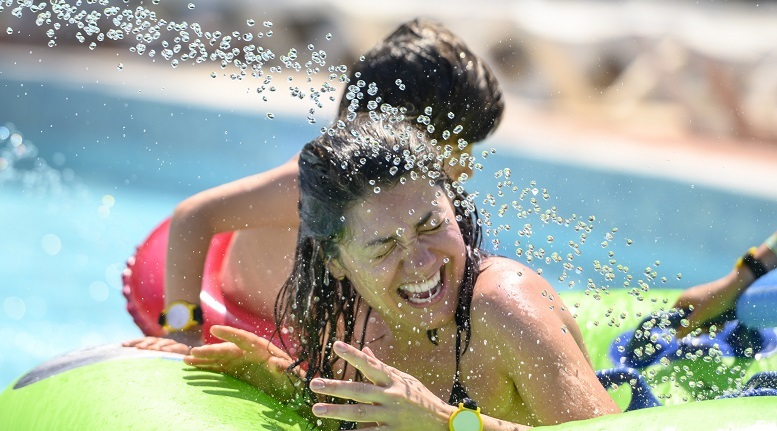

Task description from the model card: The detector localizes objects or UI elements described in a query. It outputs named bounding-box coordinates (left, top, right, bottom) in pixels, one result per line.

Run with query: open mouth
left=397, top=270, right=443, bottom=304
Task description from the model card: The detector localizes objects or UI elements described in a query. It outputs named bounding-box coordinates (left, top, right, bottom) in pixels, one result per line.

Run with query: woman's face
left=329, top=179, right=467, bottom=333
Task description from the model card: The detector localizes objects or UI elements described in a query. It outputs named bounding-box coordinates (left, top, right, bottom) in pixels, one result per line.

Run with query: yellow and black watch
left=735, top=247, right=768, bottom=280
left=158, top=300, right=203, bottom=332
left=449, top=402, right=484, bottom=431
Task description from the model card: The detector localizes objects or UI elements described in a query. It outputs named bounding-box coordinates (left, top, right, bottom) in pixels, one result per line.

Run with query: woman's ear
left=327, top=258, right=347, bottom=280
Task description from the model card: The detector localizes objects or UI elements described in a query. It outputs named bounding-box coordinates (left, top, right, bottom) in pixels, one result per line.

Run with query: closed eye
left=373, top=240, right=397, bottom=260
left=421, top=218, right=445, bottom=233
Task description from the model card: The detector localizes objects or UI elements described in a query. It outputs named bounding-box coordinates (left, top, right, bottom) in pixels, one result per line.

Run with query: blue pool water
left=1, top=77, right=775, bottom=390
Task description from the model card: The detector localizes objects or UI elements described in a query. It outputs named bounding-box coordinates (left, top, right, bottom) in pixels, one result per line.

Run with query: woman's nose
left=403, top=241, right=436, bottom=274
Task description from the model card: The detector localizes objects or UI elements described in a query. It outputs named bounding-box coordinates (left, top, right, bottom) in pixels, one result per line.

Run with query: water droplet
left=210, top=72, right=217, bottom=78
left=41, top=234, right=62, bottom=256
left=325, top=33, right=333, bottom=40
left=263, top=21, right=273, bottom=28
left=6, top=27, right=13, bottom=35
left=4, top=297, right=25, bottom=320
left=266, top=112, right=275, bottom=119
left=246, top=19, right=255, bottom=26
left=187, top=3, right=195, bottom=10
left=373, top=186, right=381, bottom=194
left=117, top=63, right=123, bottom=70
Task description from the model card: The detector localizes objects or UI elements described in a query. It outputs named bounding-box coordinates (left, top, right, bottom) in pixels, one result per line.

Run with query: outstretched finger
left=183, top=356, right=222, bottom=367
left=209, top=325, right=280, bottom=354
left=309, top=378, right=384, bottom=404
left=332, top=341, right=392, bottom=386
left=362, top=345, right=377, bottom=358
left=189, top=342, right=241, bottom=359
left=122, top=338, right=148, bottom=347
left=133, top=337, right=179, bottom=351
left=311, top=401, right=386, bottom=424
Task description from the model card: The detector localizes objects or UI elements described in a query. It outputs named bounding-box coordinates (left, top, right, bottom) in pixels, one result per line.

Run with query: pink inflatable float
left=122, top=218, right=285, bottom=346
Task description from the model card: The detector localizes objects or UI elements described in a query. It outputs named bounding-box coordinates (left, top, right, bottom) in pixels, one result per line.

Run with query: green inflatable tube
left=2, top=289, right=777, bottom=429
left=538, top=396, right=777, bottom=430
left=0, top=345, right=311, bottom=430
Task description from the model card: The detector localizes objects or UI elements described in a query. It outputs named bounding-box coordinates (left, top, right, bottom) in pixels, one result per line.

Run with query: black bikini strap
left=448, top=327, right=472, bottom=406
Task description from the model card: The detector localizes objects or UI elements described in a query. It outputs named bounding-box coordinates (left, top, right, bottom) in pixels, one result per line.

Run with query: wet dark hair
left=275, top=114, right=482, bottom=406
left=339, top=18, right=504, bottom=147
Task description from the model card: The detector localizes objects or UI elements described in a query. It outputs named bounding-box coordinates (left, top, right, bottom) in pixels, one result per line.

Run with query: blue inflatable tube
left=738, top=269, right=777, bottom=329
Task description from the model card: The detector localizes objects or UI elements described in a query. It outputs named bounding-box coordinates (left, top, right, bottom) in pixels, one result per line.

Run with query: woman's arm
left=163, top=155, right=300, bottom=345
left=473, top=258, right=620, bottom=425
left=674, top=230, right=777, bottom=337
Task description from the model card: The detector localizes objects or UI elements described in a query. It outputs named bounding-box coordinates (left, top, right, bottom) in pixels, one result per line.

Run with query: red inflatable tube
left=122, top=218, right=288, bottom=347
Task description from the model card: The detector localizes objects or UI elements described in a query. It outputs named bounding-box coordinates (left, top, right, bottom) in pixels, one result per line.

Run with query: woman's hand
left=674, top=272, right=746, bottom=338
left=309, top=340, right=453, bottom=430
left=123, top=336, right=193, bottom=355
left=183, top=325, right=299, bottom=399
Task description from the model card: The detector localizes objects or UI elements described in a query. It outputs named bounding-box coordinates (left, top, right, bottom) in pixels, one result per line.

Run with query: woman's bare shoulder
left=471, top=256, right=565, bottom=335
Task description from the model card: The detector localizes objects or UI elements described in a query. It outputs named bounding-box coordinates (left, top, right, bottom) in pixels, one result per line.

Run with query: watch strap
left=736, top=247, right=768, bottom=280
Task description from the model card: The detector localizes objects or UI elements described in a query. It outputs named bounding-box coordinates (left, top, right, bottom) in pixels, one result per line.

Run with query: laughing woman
left=184, top=114, right=619, bottom=430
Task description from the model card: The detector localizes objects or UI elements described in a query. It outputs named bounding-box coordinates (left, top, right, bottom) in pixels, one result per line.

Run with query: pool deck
left=2, top=43, right=777, bottom=202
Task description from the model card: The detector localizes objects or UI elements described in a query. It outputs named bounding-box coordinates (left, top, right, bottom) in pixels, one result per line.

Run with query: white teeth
left=399, top=272, right=441, bottom=294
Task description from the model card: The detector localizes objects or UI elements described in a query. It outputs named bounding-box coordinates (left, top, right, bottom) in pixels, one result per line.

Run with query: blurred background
left=1, top=0, right=776, bottom=387
left=5, top=0, right=777, bottom=142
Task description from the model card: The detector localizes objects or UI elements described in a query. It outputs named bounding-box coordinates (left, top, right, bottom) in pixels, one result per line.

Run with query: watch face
left=166, top=303, right=191, bottom=330
left=451, top=409, right=480, bottom=431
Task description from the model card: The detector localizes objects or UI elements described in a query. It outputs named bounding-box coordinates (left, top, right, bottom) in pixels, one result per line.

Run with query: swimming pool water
left=1, top=77, right=775, bottom=389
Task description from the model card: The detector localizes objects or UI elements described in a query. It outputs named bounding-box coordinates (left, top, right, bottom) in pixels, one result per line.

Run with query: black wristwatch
left=736, top=247, right=768, bottom=280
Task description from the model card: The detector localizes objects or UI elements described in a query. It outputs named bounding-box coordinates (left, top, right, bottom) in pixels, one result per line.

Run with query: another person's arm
left=127, top=156, right=300, bottom=352
left=674, top=231, right=777, bottom=337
